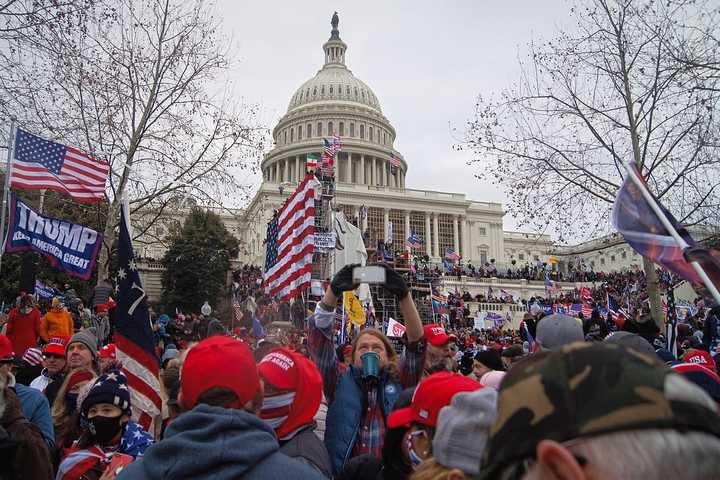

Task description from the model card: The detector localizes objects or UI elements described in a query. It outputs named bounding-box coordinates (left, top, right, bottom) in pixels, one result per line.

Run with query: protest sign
left=4, top=194, right=102, bottom=280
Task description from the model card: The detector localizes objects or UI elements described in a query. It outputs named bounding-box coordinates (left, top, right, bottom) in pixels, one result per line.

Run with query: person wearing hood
left=258, top=347, right=332, bottom=478
left=56, top=369, right=153, bottom=479
left=117, top=336, right=325, bottom=480
left=41, top=297, right=75, bottom=342
left=6, top=293, right=42, bottom=360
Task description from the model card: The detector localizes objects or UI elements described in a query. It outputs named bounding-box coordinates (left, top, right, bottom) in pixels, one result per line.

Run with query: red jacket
left=6, top=307, right=41, bottom=357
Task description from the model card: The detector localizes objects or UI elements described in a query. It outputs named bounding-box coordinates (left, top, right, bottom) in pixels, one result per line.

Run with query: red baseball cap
left=42, top=336, right=69, bottom=356
left=683, top=349, right=716, bottom=370
left=257, top=348, right=300, bottom=390
left=180, top=336, right=260, bottom=410
left=98, top=343, right=116, bottom=360
left=423, top=324, right=456, bottom=347
left=0, top=335, right=14, bottom=362
left=387, top=371, right=482, bottom=428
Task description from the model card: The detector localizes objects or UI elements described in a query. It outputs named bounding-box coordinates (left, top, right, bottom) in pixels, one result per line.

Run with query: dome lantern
left=323, top=12, right=347, bottom=67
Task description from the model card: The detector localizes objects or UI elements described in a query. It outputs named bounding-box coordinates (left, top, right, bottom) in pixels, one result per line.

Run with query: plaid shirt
left=308, top=303, right=424, bottom=457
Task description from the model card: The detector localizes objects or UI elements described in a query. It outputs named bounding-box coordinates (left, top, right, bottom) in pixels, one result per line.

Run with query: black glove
left=382, top=264, right=410, bottom=299
left=330, top=263, right=360, bottom=297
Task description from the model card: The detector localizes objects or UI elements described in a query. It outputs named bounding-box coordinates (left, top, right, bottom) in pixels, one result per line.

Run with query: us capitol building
left=240, top=15, right=553, bottom=268
left=135, top=15, right=647, bottom=300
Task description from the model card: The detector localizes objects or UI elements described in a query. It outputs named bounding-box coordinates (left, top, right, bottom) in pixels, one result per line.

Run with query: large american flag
left=389, top=153, right=401, bottom=168
left=114, top=200, right=161, bottom=433
left=10, top=128, right=109, bottom=202
left=263, top=173, right=320, bottom=301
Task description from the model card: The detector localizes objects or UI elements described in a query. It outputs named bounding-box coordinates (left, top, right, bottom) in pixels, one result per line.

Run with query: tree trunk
left=96, top=200, right=120, bottom=283
left=643, top=256, right=664, bottom=331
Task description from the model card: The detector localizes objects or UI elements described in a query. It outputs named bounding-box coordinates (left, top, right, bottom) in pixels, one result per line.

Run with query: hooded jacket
left=6, top=306, right=41, bottom=358
left=116, top=404, right=325, bottom=480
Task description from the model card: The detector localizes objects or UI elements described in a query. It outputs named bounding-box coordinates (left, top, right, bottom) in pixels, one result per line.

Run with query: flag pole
left=0, top=119, right=17, bottom=274
left=622, top=162, right=720, bottom=306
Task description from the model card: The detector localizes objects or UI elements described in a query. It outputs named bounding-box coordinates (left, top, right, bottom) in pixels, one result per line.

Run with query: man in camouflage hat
left=479, top=342, right=720, bottom=479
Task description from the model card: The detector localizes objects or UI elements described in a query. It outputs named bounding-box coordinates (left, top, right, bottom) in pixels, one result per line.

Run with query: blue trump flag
left=4, top=193, right=102, bottom=279
left=114, top=199, right=161, bottom=431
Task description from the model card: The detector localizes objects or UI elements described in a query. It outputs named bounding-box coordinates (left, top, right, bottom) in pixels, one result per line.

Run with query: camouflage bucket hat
left=478, top=342, right=720, bottom=479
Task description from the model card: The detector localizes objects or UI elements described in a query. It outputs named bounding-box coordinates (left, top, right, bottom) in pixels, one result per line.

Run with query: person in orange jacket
left=40, top=297, right=74, bottom=342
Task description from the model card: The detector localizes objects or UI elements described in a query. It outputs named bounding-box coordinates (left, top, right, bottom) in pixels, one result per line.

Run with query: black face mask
left=65, top=393, right=78, bottom=413
left=88, top=414, right=125, bottom=445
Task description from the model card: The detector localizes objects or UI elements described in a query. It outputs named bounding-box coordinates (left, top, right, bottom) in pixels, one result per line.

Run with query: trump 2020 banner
left=4, top=194, right=102, bottom=279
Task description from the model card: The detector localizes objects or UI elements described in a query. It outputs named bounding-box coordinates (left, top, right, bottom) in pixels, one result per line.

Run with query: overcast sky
left=218, top=0, right=575, bottom=234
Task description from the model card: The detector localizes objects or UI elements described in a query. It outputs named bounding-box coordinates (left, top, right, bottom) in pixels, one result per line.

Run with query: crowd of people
left=1, top=262, right=720, bottom=479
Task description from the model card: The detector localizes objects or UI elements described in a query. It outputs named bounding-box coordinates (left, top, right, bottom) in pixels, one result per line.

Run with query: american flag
left=388, top=153, right=401, bottom=168
left=445, top=247, right=461, bottom=260
left=581, top=303, right=593, bottom=318
left=10, top=128, right=109, bottom=202
left=263, top=173, right=320, bottom=301
left=405, top=230, right=423, bottom=249
left=321, top=135, right=342, bottom=169
left=580, top=286, right=592, bottom=301
left=114, top=200, right=161, bottom=432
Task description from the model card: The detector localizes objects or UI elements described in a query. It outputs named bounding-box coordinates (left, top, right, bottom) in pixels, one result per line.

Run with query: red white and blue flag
left=580, top=287, right=592, bottom=301
left=446, top=248, right=461, bottom=260
left=389, top=153, right=401, bottom=168
left=321, top=135, right=342, bottom=169
left=263, top=174, right=320, bottom=301
left=581, top=303, right=593, bottom=318
left=612, top=161, right=720, bottom=291
left=114, top=200, right=161, bottom=433
left=10, top=128, right=109, bottom=202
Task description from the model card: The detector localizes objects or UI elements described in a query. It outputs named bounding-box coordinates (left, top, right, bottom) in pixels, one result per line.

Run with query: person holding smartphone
left=308, top=264, right=425, bottom=475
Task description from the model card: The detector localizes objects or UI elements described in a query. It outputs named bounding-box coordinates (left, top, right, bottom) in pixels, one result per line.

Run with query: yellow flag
left=343, top=291, right=366, bottom=326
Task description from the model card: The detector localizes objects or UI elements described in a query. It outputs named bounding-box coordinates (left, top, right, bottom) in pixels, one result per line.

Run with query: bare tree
left=466, top=0, right=720, bottom=326
left=0, top=0, right=265, bottom=279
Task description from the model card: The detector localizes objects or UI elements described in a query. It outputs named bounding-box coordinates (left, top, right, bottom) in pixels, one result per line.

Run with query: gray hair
left=569, top=429, right=720, bottom=479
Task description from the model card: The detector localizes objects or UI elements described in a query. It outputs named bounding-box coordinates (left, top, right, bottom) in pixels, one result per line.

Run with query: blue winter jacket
left=117, top=404, right=325, bottom=480
left=324, top=365, right=401, bottom=475
left=14, top=383, right=55, bottom=449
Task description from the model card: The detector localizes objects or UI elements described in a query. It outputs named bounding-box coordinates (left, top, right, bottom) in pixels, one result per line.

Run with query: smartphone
left=107, top=453, right=134, bottom=476
left=353, top=266, right=386, bottom=284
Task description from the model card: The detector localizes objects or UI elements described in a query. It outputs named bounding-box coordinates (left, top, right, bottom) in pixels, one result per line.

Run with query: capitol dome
left=288, top=67, right=382, bottom=113
left=261, top=13, right=406, bottom=189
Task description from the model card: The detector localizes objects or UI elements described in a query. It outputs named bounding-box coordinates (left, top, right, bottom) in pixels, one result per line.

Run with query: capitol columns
left=461, top=216, right=469, bottom=260
left=404, top=210, right=410, bottom=242
left=360, top=155, right=366, bottom=184
left=425, top=212, right=432, bottom=257
left=452, top=215, right=459, bottom=255
left=346, top=153, right=352, bottom=182
left=432, top=213, right=440, bottom=259
left=372, top=157, right=377, bottom=185
left=295, top=155, right=300, bottom=182
left=381, top=159, right=387, bottom=186
left=383, top=208, right=390, bottom=243
left=283, top=158, right=289, bottom=182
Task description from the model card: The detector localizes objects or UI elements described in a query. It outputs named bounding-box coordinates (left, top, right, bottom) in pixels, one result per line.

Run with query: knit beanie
left=68, top=330, right=98, bottom=359
left=81, top=370, right=131, bottom=420
left=433, top=388, right=498, bottom=476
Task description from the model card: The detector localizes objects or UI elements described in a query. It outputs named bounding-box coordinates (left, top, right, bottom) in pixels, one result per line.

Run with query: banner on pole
left=386, top=317, right=406, bottom=338
left=4, top=194, right=102, bottom=279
